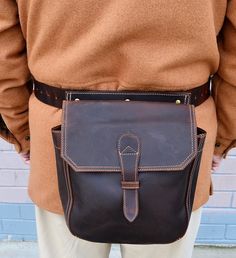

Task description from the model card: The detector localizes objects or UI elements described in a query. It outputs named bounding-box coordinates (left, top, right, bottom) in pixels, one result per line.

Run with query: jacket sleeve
left=212, top=0, right=236, bottom=158
left=0, top=0, right=32, bottom=153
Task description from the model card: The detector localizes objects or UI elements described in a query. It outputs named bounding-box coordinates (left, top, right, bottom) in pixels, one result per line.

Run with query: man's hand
left=211, top=154, right=223, bottom=172
left=20, top=150, right=30, bottom=165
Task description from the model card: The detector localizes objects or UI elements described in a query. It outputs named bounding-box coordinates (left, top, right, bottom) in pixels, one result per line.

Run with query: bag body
left=51, top=95, right=206, bottom=244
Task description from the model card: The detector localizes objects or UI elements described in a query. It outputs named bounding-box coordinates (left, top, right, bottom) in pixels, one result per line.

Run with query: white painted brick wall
left=0, top=139, right=31, bottom=203
left=199, top=148, right=236, bottom=244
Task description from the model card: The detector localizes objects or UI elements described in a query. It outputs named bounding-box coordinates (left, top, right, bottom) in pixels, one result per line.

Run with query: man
left=0, top=1, right=235, bottom=258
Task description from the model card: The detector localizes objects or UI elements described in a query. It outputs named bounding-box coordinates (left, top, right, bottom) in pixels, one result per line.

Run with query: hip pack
left=47, top=82, right=209, bottom=244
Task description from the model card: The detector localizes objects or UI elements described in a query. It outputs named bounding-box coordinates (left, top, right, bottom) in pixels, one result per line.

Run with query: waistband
left=33, top=77, right=212, bottom=109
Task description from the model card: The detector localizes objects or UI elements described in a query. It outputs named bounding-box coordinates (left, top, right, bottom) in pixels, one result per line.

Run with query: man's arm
left=0, top=0, right=32, bottom=154
left=212, top=0, right=236, bottom=159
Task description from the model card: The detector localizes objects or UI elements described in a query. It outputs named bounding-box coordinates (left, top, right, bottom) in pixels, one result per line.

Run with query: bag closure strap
left=118, top=133, right=140, bottom=222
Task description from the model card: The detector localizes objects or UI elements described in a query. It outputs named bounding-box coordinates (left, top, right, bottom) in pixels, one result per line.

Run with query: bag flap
left=61, top=100, right=198, bottom=172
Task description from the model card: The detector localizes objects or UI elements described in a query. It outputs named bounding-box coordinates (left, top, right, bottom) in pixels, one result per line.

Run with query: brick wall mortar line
left=214, top=173, right=236, bottom=175
left=1, top=219, right=35, bottom=222
left=0, top=150, right=16, bottom=153
left=200, top=223, right=228, bottom=226
left=0, top=186, right=28, bottom=189
left=224, top=224, right=227, bottom=239
left=230, top=192, right=234, bottom=207
left=211, top=190, right=236, bottom=193
left=204, top=206, right=236, bottom=209
left=213, top=174, right=236, bottom=177
left=203, top=207, right=236, bottom=212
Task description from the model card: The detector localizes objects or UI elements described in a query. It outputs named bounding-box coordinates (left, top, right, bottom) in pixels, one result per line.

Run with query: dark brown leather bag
left=51, top=91, right=206, bottom=244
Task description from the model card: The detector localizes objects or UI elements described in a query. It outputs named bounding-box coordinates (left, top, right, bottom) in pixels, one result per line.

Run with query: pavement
left=0, top=242, right=236, bottom=258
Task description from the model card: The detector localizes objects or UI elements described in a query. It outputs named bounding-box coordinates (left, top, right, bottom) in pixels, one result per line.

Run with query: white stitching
left=69, top=91, right=190, bottom=100
left=186, top=133, right=205, bottom=218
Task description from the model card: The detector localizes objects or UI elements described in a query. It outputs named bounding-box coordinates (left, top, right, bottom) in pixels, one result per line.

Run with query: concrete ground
left=0, top=243, right=236, bottom=258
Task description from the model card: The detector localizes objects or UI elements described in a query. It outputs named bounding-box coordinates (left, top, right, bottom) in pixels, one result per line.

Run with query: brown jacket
left=0, top=0, right=236, bottom=214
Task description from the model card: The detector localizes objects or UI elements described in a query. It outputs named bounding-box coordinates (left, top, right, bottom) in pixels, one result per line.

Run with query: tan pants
left=35, top=205, right=202, bottom=258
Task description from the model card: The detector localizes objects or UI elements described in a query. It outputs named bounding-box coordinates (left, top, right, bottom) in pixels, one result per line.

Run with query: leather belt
left=33, top=77, right=212, bottom=109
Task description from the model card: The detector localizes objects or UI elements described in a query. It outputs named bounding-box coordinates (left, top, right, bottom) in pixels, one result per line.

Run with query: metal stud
left=75, top=98, right=80, bottom=101
left=176, top=99, right=181, bottom=104
left=25, top=135, right=30, bottom=141
left=125, top=98, right=130, bottom=101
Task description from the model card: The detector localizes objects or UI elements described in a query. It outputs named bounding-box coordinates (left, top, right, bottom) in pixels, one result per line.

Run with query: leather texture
left=61, top=101, right=197, bottom=171
left=51, top=99, right=206, bottom=244
left=33, top=76, right=211, bottom=109
left=118, top=133, right=140, bottom=222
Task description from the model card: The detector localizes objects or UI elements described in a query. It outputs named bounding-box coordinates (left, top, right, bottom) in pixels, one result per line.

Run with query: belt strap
left=33, top=77, right=212, bottom=108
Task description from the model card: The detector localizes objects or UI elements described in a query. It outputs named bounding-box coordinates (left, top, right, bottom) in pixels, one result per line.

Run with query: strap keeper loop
left=121, top=181, right=140, bottom=189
